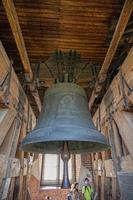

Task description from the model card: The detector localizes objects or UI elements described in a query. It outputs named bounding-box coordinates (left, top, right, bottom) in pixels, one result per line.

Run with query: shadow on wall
left=78, top=165, right=93, bottom=190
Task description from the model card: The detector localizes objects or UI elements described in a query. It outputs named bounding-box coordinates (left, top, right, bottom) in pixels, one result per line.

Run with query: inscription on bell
left=57, top=95, right=78, bottom=116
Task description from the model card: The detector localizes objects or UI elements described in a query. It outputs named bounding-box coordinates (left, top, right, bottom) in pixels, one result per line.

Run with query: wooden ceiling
left=0, top=0, right=124, bottom=65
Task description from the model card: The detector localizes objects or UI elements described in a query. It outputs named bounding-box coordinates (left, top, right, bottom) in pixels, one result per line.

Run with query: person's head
left=45, top=196, right=51, bottom=200
left=84, top=178, right=90, bottom=186
left=74, top=182, right=78, bottom=189
left=71, top=182, right=78, bottom=191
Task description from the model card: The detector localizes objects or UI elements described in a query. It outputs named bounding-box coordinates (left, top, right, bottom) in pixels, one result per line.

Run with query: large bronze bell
left=21, top=83, right=109, bottom=153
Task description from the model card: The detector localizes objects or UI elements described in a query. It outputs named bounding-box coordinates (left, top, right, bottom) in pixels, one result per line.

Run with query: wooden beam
left=89, top=0, right=133, bottom=110
left=2, top=0, right=33, bottom=81
left=2, top=0, right=42, bottom=112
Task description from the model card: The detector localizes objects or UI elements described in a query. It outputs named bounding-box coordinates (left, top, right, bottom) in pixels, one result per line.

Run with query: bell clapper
left=61, top=142, right=71, bottom=188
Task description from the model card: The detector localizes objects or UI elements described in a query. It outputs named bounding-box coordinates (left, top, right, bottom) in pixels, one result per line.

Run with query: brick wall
left=29, top=154, right=92, bottom=200
left=29, top=175, right=69, bottom=200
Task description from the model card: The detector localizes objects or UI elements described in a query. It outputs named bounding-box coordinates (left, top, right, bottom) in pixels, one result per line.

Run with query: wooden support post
left=89, top=0, right=133, bottom=110
left=18, top=118, right=27, bottom=200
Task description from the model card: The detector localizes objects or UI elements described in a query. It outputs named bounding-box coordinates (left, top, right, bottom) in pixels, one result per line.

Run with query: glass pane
left=43, top=154, right=58, bottom=180
left=41, top=154, right=73, bottom=187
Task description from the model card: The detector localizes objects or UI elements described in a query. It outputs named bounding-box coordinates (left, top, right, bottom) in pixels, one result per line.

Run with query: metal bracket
left=0, top=61, right=13, bottom=107
left=119, top=70, right=133, bottom=110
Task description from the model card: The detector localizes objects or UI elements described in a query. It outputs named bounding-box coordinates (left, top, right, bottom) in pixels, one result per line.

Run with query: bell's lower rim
left=20, top=139, right=110, bottom=154
left=21, top=126, right=108, bottom=143
left=20, top=126, right=110, bottom=153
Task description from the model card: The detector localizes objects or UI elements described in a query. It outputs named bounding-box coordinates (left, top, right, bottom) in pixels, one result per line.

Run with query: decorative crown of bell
left=21, top=82, right=109, bottom=154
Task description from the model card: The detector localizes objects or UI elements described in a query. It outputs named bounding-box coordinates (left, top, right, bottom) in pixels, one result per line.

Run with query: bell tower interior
left=0, top=0, right=133, bottom=200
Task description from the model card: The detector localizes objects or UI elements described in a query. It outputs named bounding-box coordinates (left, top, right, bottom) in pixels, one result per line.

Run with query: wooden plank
left=0, top=108, right=17, bottom=146
left=89, top=0, right=133, bottom=109
left=0, top=117, right=21, bottom=156
left=2, top=0, right=33, bottom=81
left=114, top=111, right=133, bottom=158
